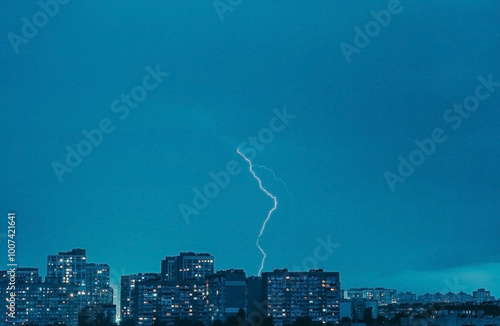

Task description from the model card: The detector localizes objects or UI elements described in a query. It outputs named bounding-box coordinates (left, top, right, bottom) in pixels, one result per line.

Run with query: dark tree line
left=24, top=323, right=68, bottom=326
left=79, top=311, right=116, bottom=326
left=153, top=318, right=205, bottom=326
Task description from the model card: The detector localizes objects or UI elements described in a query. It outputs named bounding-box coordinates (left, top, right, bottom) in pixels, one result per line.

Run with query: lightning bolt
left=237, top=148, right=278, bottom=276
left=254, top=164, right=292, bottom=198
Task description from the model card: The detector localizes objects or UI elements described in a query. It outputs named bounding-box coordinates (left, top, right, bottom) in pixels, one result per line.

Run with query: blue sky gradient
left=1, top=0, right=500, bottom=296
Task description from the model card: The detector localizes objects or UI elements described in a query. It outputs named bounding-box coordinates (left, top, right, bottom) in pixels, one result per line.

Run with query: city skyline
left=2, top=1, right=500, bottom=319
left=6, top=248, right=500, bottom=298
left=2, top=248, right=498, bottom=325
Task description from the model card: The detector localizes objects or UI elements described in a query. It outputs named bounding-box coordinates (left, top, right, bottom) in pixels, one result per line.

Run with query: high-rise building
left=124, top=273, right=208, bottom=326
left=136, top=280, right=161, bottom=326
left=473, top=288, right=495, bottom=303
left=46, top=248, right=87, bottom=285
left=46, top=248, right=87, bottom=309
left=120, top=273, right=161, bottom=322
left=161, top=252, right=214, bottom=282
left=46, top=249, right=114, bottom=313
left=42, top=283, right=80, bottom=326
left=161, top=256, right=178, bottom=281
left=247, top=276, right=264, bottom=324
left=137, top=280, right=208, bottom=326
left=86, top=263, right=113, bottom=306
left=0, top=268, right=79, bottom=326
left=123, top=251, right=215, bottom=326
left=206, top=269, right=247, bottom=322
left=262, top=269, right=341, bottom=326
left=178, top=252, right=214, bottom=281
left=1, top=268, right=44, bottom=325
left=350, top=299, right=378, bottom=321
left=121, top=274, right=139, bottom=321
left=12, top=267, right=42, bottom=283
left=159, top=281, right=208, bottom=325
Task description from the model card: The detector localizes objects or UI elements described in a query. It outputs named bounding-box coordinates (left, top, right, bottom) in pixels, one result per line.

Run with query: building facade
left=161, top=252, right=214, bottom=282
left=86, top=263, right=114, bottom=306
left=262, top=269, right=341, bottom=326
left=134, top=279, right=208, bottom=326
left=120, top=273, right=162, bottom=322
left=46, top=248, right=114, bottom=312
left=247, top=276, right=264, bottom=324
left=0, top=268, right=79, bottom=326
left=343, top=288, right=396, bottom=306
left=46, top=248, right=87, bottom=285
left=121, top=271, right=209, bottom=326
left=206, top=269, right=247, bottom=322
left=350, top=299, right=378, bottom=321
left=473, top=289, right=495, bottom=303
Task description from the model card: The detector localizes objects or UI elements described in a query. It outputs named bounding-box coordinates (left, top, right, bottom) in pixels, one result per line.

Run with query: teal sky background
left=1, top=1, right=500, bottom=296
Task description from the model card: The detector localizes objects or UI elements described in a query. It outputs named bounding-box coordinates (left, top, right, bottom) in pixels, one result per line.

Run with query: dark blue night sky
left=1, top=0, right=500, bottom=296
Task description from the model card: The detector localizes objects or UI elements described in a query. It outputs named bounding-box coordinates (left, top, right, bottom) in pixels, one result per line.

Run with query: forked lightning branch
left=237, top=148, right=278, bottom=276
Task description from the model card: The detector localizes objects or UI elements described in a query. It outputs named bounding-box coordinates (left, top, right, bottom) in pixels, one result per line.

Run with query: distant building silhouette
left=343, top=288, right=397, bottom=306
left=396, top=291, right=417, bottom=304
left=473, top=288, right=495, bottom=303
